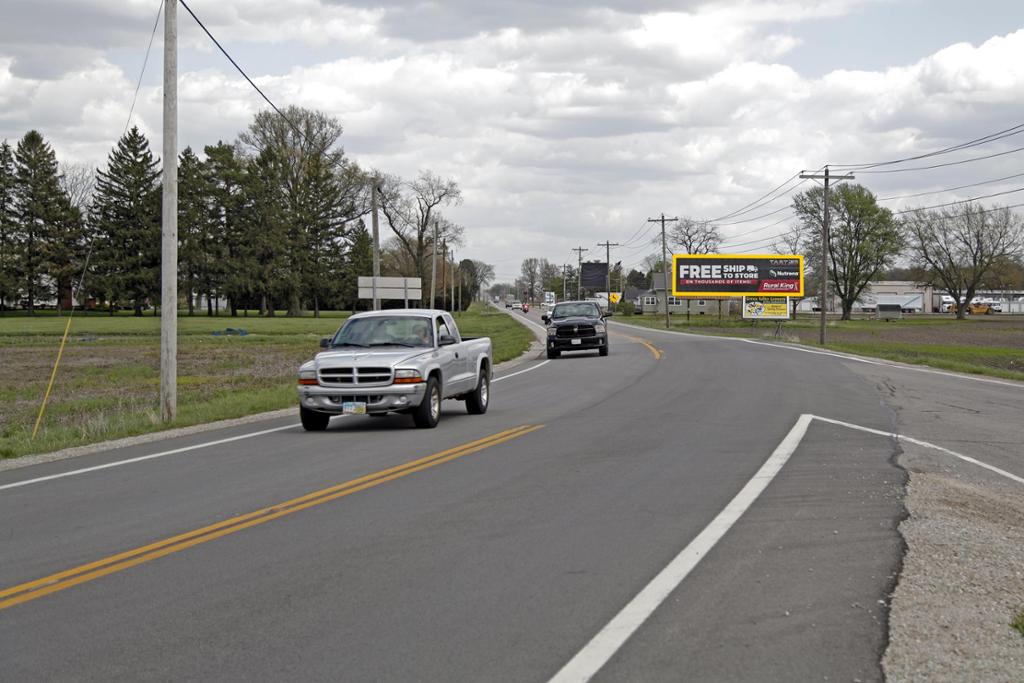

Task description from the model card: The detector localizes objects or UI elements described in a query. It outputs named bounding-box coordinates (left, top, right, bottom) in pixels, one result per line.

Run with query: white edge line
left=3, top=358, right=552, bottom=492
left=810, top=414, right=1024, bottom=486
left=607, top=320, right=1024, bottom=389
left=0, top=424, right=298, bottom=492
left=547, top=413, right=815, bottom=683
left=494, top=359, right=550, bottom=382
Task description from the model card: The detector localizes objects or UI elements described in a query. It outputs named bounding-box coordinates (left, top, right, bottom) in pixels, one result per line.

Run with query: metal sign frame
left=672, top=254, right=804, bottom=298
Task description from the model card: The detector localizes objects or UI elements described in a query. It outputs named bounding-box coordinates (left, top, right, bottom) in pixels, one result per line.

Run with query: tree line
left=0, top=106, right=494, bottom=316
left=503, top=185, right=1024, bottom=320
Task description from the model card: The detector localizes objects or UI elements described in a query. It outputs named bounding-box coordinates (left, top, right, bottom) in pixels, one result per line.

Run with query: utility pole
left=441, top=240, right=447, bottom=311
left=451, top=251, right=456, bottom=312
left=430, top=220, right=438, bottom=308
left=596, top=241, right=619, bottom=312
left=160, top=0, right=178, bottom=422
left=370, top=176, right=381, bottom=311
left=648, top=214, right=678, bottom=329
left=800, top=166, right=854, bottom=345
left=562, top=264, right=568, bottom=301
left=572, top=247, right=589, bottom=300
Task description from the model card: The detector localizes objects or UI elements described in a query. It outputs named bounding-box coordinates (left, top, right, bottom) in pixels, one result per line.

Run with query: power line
left=831, top=122, right=1024, bottom=170
left=705, top=171, right=812, bottom=223
left=714, top=203, right=791, bottom=226
left=892, top=186, right=1024, bottom=215
left=719, top=212, right=796, bottom=245
left=123, top=0, right=165, bottom=136
left=856, top=143, right=1024, bottom=174
left=877, top=171, right=1024, bottom=201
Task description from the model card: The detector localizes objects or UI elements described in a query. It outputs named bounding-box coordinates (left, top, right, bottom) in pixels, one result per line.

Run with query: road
left=1, top=307, right=1021, bottom=681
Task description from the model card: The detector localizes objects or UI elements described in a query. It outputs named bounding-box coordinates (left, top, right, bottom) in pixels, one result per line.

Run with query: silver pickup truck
left=297, top=309, right=492, bottom=430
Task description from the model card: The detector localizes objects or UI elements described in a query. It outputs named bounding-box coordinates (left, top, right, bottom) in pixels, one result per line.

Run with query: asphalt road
left=1, top=307, right=1020, bottom=681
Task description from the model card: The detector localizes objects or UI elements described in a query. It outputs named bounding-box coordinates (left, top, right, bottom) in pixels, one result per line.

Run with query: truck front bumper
left=547, top=334, right=607, bottom=351
left=298, top=383, right=427, bottom=414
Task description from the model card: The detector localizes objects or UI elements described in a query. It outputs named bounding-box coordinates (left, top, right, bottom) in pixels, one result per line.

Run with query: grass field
left=0, top=304, right=533, bottom=460
left=616, top=312, right=1024, bottom=381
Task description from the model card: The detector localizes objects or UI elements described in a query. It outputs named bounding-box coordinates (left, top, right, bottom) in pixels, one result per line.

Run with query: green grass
left=1013, top=608, right=1024, bottom=636
left=613, top=312, right=1024, bottom=382
left=0, top=303, right=532, bottom=460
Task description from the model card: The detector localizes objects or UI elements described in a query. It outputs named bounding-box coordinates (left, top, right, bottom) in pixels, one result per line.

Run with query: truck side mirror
left=438, top=334, right=457, bottom=346
left=541, top=314, right=549, bottom=324
left=319, top=337, right=331, bottom=349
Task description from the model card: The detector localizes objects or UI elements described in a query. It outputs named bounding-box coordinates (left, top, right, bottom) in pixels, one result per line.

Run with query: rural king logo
left=759, top=280, right=800, bottom=292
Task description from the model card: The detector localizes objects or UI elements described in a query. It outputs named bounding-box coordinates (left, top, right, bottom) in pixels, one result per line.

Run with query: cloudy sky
left=2, top=0, right=1022, bottom=281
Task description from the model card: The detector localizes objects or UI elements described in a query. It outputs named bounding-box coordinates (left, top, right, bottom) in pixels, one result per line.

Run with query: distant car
left=511, top=301, right=523, bottom=310
left=541, top=300, right=610, bottom=359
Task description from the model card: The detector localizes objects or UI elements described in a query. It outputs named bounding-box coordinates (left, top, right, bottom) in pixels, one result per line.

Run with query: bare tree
left=59, top=162, right=96, bottom=214
left=378, top=170, right=462, bottom=303
left=520, top=257, right=540, bottom=302
left=904, top=203, right=1024, bottom=319
left=667, top=218, right=721, bottom=254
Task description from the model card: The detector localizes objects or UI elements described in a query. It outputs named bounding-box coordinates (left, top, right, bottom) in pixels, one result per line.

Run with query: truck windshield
left=331, top=316, right=433, bottom=348
left=551, top=303, right=600, bottom=319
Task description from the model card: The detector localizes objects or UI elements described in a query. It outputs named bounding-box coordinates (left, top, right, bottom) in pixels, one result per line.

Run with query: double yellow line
left=0, top=424, right=543, bottom=612
left=612, top=331, right=663, bottom=360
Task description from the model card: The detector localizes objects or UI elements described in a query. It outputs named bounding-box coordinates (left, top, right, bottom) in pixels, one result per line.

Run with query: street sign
left=608, top=292, right=622, bottom=304
left=742, top=296, right=791, bottom=320
left=358, top=276, right=422, bottom=302
left=672, top=254, right=803, bottom=297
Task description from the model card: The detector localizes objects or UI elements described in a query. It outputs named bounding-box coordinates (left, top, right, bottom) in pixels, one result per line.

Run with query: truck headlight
left=394, top=368, right=424, bottom=384
left=594, top=323, right=606, bottom=333
left=298, top=370, right=318, bottom=386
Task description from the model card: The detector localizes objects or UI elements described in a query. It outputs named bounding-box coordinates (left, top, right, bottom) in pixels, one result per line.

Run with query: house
left=638, top=273, right=734, bottom=316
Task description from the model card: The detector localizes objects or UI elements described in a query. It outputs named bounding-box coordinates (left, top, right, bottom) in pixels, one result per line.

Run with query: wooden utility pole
left=800, top=167, right=854, bottom=345
left=648, top=214, right=678, bottom=329
left=430, top=220, right=438, bottom=308
left=160, top=0, right=178, bottom=422
left=370, top=177, right=381, bottom=310
left=572, top=247, right=589, bottom=300
left=562, top=264, right=568, bottom=301
left=596, top=241, right=619, bottom=312
left=441, top=240, right=447, bottom=311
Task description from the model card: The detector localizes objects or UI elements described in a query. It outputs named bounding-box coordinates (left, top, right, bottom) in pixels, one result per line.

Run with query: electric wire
left=877, top=171, right=1024, bottom=202
left=831, top=122, right=1024, bottom=170
left=892, top=186, right=1024, bottom=215
left=123, top=0, right=165, bottom=136
left=855, top=144, right=1024, bottom=174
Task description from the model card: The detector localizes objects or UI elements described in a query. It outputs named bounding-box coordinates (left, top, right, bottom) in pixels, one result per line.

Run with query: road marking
left=608, top=320, right=1024, bottom=389
left=0, top=424, right=299, bottom=492
left=0, top=424, right=544, bottom=612
left=548, top=414, right=815, bottom=683
left=494, top=360, right=551, bottom=382
left=811, top=414, right=1024, bottom=486
left=612, top=331, right=662, bottom=360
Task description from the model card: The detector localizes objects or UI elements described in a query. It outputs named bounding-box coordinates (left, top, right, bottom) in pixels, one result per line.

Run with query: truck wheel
left=466, top=368, right=490, bottom=415
left=599, top=344, right=609, bottom=357
left=300, top=406, right=330, bottom=431
left=547, top=348, right=560, bottom=359
left=413, top=376, right=441, bottom=428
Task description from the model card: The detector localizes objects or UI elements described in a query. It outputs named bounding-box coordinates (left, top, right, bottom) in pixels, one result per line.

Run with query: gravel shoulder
left=884, top=445, right=1024, bottom=681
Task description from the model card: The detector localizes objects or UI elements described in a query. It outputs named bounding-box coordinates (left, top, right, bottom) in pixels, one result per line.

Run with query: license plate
left=571, top=338, right=582, bottom=345
left=342, top=401, right=367, bottom=415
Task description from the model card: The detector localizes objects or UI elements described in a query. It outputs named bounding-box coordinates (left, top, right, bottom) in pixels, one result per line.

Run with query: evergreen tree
left=204, top=142, right=246, bottom=315
left=238, top=148, right=288, bottom=316
left=340, top=220, right=373, bottom=310
left=13, top=131, right=72, bottom=314
left=0, top=141, right=17, bottom=311
left=177, top=147, right=213, bottom=315
left=90, top=127, right=161, bottom=316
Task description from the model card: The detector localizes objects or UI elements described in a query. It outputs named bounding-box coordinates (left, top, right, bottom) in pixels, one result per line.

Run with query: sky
left=1, top=0, right=1023, bottom=283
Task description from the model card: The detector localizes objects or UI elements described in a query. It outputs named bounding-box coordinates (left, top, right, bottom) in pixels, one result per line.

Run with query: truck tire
left=599, top=344, right=609, bottom=357
left=413, top=376, right=441, bottom=428
left=300, top=406, right=330, bottom=431
left=466, top=368, right=490, bottom=415
left=547, top=348, right=560, bottom=359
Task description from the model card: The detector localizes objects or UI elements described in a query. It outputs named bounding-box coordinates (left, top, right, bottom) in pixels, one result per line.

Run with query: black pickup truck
left=541, top=301, right=610, bottom=359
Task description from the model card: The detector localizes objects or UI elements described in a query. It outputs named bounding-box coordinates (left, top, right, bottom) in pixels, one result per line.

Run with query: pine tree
left=341, top=221, right=373, bottom=310
left=0, top=141, right=17, bottom=312
left=204, top=142, right=245, bottom=315
left=13, top=131, right=72, bottom=315
left=238, top=148, right=288, bottom=316
left=178, top=147, right=213, bottom=315
left=90, top=127, right=161, bottom=316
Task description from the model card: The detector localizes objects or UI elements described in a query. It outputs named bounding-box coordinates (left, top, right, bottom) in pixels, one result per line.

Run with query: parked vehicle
left=949, top=302, right=994, bottom=315
left=541, top=300, right=610, bottom=359
left=297, top=310, right=492, bottom=431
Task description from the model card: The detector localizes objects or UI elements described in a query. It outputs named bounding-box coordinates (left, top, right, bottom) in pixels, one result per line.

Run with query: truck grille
left=557, top=324, right=595, bottom=338
left=318, top=367, right=392, bottom=385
